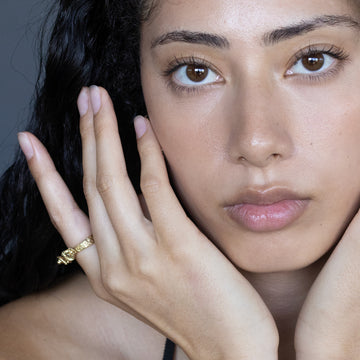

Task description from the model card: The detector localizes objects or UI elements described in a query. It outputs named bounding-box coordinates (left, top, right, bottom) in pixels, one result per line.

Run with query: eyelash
left=163, top=56, right=221, bottom=94
left=286, top=45, right=349, bottom=81
left=163, top=45, right=350, bottom=94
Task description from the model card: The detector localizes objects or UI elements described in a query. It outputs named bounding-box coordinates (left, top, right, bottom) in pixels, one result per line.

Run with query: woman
left=1, top=0, right=360, bottom=358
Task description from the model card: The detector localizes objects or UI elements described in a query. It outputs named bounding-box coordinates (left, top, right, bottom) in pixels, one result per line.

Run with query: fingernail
left=18, top=132, right=34, bottom=160
left=77, top=87, right=89, bottom=116
left=90, top=85, right=101, bottom=114
left=134, top=116, right=147, bottom=139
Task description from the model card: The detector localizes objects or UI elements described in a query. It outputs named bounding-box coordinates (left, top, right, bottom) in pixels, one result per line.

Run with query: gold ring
left=57, top=235, right=94, bottom=265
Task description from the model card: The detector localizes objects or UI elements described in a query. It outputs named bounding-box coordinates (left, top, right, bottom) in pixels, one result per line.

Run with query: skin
left=141, top=0, right=360, bottom=273
left=1, top=0, right=360, bottom=359
left=140, top=0, right=360, bottom=355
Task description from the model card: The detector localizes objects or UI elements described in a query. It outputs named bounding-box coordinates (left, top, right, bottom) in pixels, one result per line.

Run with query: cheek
left=294, top=92, right=360, bottom=184
left=143, top=95, right=228, bottom=220
left=142, top=72, right=227, bottom=188
left=290, top=89, right=360, bottom=235
left=149, top=106, right=220, bottom=206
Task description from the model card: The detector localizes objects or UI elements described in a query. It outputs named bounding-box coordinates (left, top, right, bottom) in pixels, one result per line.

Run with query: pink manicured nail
left=18, top=132, right=34, bottom=160
left=77, top=87, right=89, bottom=116
left=134, top=116, right=147, bottom=139
left=90, top=85, right=101, bottom=114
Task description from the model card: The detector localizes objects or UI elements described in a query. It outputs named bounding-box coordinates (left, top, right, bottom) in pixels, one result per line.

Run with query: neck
left=240, top=253, right=330, bottom=359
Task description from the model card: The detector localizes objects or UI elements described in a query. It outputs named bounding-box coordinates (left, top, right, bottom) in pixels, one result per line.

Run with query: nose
left=227, top=82, right=294, bottom=168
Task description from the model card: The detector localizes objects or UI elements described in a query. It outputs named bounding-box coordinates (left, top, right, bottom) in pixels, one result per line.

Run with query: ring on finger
left=57, top=235, right=95, bottom=265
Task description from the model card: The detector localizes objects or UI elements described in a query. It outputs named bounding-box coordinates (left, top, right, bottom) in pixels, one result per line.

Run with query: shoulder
left=0, top=273, right=166, bottom=360
left=0, top=298, right=35, bottom=360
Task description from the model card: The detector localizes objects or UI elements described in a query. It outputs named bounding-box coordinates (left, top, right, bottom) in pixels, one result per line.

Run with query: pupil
left=302, top=53, right=325, bottom=71
left=186, top=65, right=208, bottom=82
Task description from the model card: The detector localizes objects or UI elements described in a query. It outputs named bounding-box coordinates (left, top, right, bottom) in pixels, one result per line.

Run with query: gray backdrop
left=1, top=0, right=51, bottom=174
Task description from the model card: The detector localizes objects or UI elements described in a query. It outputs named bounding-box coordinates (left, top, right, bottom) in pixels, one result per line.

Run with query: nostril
left=239, top=153, right=280, bottom=164
left=265, top=153, right=281, bottom=162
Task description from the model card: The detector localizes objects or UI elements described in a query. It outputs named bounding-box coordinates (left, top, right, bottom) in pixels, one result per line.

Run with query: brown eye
left=186, top=64, right=209, bottom=82
left=172, top=62, right=220, bottom=88
left=301, top=53, right=325, bottom=71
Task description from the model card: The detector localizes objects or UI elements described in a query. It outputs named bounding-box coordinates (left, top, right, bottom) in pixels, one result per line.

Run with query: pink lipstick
left=225, top=189, right=309, bottom=232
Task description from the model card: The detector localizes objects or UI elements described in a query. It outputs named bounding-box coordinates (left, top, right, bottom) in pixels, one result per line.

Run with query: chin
left=214, top=230, right=338, bottom=274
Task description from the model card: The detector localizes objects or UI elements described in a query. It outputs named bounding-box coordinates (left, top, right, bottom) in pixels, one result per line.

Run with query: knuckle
left=48, top=206, right=65, bottom=230
left=79, top=118, right=93, bottom=138
left=31, top=161, right=55, bottom=184
left=138, top=140, right=156, bottom=157
left=90, top=280, right=107, bottom=300
left=96, top=174, right=116, bottom=195
left=95, top=289, right=114, bottom=304
left=133, top=260, right=155, bottom=280
left=94, top=122, right=108, bottom=140
left=101, top=270, right=125, bottom=296
left=83, top=175, right=96, bottom=199
left=140, top=173, right=163, bottom=195
left=125, top=250, right=157, bottom=280
left=100, top=259, right=156, bottom=298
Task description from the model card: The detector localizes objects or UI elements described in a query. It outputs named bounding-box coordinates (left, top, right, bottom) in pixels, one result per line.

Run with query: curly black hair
left=0, top=0, right=156, bottom=306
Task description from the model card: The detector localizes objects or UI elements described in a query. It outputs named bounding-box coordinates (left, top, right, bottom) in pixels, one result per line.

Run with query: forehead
left=143, top=0, right=357, bottom=39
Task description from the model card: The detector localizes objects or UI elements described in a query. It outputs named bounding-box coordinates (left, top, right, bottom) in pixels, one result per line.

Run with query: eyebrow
left=151, top=30, right=230, bottom=49
left=151, top=14, right=360, bottom=50
left=263, top=15, right=360, bottom=45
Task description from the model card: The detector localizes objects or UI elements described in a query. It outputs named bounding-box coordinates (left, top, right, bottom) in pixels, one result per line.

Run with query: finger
left=18, top=131, right=100, bottom=279
left=89, top=86, right=147, bottom=242
left=134, top=116, right=193, bottom=239
left=79, top=87, right=123, bottom=267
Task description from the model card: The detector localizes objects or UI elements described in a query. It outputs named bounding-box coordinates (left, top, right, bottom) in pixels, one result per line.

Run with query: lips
left=224, top=188, right=309, bottom=232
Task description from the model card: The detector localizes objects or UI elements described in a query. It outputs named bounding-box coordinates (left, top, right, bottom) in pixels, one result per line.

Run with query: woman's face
left=140, top=0, right=360, bottom=272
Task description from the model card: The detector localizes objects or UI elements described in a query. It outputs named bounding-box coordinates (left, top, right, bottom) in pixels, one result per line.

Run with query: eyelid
left=163, top=55, right=224, bottom=94
left=163, top=55, right=223, bottom=78
left=285, top=44, right=349, bottom=76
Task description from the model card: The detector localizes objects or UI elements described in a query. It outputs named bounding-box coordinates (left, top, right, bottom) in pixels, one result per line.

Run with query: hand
left=295, top=210, right=360, bottom=359
left=18, top=86, right=278, bottom=360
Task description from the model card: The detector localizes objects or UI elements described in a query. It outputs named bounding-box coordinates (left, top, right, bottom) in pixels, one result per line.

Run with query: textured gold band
left=57, top=235, right=94, bottom=265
